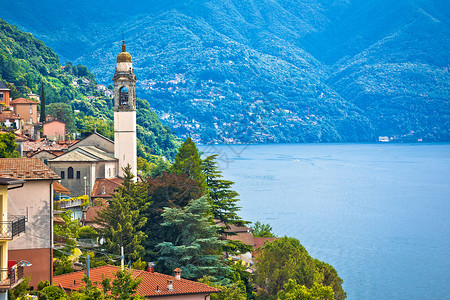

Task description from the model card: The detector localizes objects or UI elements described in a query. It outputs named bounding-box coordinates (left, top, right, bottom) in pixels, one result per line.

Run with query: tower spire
left=122, top=31, right=126, bottom=52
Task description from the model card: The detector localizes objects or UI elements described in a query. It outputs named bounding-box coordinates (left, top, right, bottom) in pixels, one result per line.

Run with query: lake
left=199, top=143, right=450, bottom=299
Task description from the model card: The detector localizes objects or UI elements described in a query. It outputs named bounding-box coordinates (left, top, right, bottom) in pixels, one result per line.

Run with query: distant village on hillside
left=0, top=41, right=279, bottom=300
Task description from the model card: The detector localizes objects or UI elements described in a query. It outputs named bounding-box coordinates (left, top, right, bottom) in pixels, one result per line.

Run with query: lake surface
left=199, top=143, right=450, bottom=300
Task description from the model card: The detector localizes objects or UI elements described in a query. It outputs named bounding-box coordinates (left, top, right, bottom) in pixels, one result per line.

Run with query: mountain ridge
left=1, top=0, right=448, bottom=142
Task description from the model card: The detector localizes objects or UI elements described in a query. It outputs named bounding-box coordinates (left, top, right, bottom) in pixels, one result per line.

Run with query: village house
left=0, top=158, right=60, bottom=289
left=23, top=138, right=68, bottom=159
left=10, top=98, right=38, bottom=125
left=48, top=145, right=117, bottom=198
left=43, top=120, right=66, bottom=142
left=0, top=82, right=11, bottom=108
left=0, top=178, right=28, bottom=300
left=54, top=265, right=220, bottom=299
left=0, top=110, right=21, bottom=130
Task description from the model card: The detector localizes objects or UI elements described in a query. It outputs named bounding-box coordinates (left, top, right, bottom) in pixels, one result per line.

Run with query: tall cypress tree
left=39, top=82, right=46, bottom=123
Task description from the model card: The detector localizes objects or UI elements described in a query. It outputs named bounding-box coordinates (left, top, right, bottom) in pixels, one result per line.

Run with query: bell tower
left=113, top=40, right=137, bottom=178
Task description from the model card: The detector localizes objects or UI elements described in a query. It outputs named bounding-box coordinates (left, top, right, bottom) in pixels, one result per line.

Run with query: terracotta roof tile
left=85, top=199, right=108, bottom=223
left=0, top=111, right=20, bottom=122
left=91, top=177, right=123, bottom=198
left=54, top=265, right=221, bottom=297
left=253, top=237, right=279, bottom=250
left=10, top=98, right=38, bottom=104
left=23, top=139, right=68, bottom=152
left=0, top=158, right=60, bottom=180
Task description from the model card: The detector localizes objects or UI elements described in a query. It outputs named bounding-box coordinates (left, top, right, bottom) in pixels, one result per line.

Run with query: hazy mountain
left=1, top=0, right=448, bottom=142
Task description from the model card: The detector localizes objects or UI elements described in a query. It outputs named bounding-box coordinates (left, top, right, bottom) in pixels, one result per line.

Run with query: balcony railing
left=0, top=264, right=24, bottom=290
left=0, top=215, right=26, bottom=240
left=57, top=198, right=83, bottom=209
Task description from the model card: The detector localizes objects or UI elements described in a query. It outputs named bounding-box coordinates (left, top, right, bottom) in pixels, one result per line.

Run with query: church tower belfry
left=113, top=40, right=137, bottom=179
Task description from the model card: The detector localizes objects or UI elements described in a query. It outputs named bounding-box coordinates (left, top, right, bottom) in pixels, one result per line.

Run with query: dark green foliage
left=156, top=196, right=230, bottom=281
left=251, top=221, right=276, bottom=238
left=0, top=132, right=19, bottom=158
left=39, top=82, right=46, bottom=122
left=136, top=98, right=181, bottom=160
left=140, top=172, right=203, bottom=260
left=203, top=154, right=247, bottom=230
left=95, top=166, right=148, bottom=262
left=171, top=137, right=206, bottom=189
left=47, top=103, right=76, bottom=133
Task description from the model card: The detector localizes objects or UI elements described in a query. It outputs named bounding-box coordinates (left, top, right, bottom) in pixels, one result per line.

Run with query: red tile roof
left=0, top=158, right=60, bottom=180
left=91, top=177, right=123, bottom=198
left=84, top=199, right=108, bottom=224
left=10, top=98, right=38, bottom=104
left=253, top=237, right=279, bottom=250
left=54, top=265, right=221, bottom=297
left=23, top=139, right=68, bottom=153
left=0, top=111, right=21, bottom=122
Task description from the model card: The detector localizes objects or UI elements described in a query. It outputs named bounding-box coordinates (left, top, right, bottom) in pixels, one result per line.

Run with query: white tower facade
left=113, top=40, right=137, bottom=178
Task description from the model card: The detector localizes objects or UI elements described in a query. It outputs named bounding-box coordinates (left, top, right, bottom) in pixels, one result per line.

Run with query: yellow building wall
left=0, top=186, right=9, bottom=280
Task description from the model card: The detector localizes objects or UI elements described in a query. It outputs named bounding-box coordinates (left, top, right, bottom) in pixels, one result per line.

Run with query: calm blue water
left=199, top=143, right=450, bottom=300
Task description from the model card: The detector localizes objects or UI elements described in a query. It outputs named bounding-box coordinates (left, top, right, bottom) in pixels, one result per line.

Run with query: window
left=61, top=171, right=65, bottom=179
left=119, top=86, right=129, bottom=106
left=76, top=171, right=81, bottom=179
left=68, top=167, right=74, bottom=179
left=108, top=169, right=111, bottom=177
left=101, top=186, right=106, bottom=194
left=0, top=93, right=3, bottom=101
left=30, top=107, right=32, bottom=114
left=30, top=117, right=33, bottom=123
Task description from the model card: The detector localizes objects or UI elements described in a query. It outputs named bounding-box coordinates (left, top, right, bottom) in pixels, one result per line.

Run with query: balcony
left=0, top=215, right=26, bottom=240
left=0, top=264, right=24, bottom=290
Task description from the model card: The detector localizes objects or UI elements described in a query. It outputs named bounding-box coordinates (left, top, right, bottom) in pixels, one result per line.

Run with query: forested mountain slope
left=0, top=19, right=180, bottom=159
left=1, top=0, right=448, bottom=142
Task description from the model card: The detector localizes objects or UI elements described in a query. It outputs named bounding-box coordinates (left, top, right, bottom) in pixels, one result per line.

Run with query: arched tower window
left=119, top=86, right=129, bottom=107
left=68, top=167, right=74, bottom=179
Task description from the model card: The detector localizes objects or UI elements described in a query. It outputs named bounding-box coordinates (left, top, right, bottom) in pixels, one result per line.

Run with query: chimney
left=147, top=262, right=155, bottom=273
left=167, top=279, right=173, bottom=291
left=173, top=268, right=182, bottom=280
left=155, top=285, right=160, bottom=293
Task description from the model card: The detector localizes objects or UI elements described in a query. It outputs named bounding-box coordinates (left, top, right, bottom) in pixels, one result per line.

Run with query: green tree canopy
left=171, top=137, right=206, bottom=190
left=277, top=279, right=334, bottom=300
left=251, top=221, right=276, bottom=238
left=254, top=237, right=346, bottom=300
left=203, top=154, right=247, bottom=229
left=47, top=102, right=76, bottom=133
left=0, top=132, right=19, bottom=158
left=95, top=166, right=148, bottom=262
left=156, top=196, right=230, bottom=281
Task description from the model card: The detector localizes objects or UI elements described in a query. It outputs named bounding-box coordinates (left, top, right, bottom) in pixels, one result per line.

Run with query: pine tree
left=95, top=165, right=148, bottom=262
left=156, top=196, right=230, bottom=281
left=203, top=154, right=248, bottom=230
left=203, top=154, right=252, bottom=256
left=171, top=137, right=206, bottom=190
left=39, top=82, right=46, bottom=123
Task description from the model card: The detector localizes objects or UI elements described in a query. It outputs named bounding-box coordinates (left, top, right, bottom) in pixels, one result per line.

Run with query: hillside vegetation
left=1, top=0, right=449, bottom=142
left=0, top=19, right=180, bottom=159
